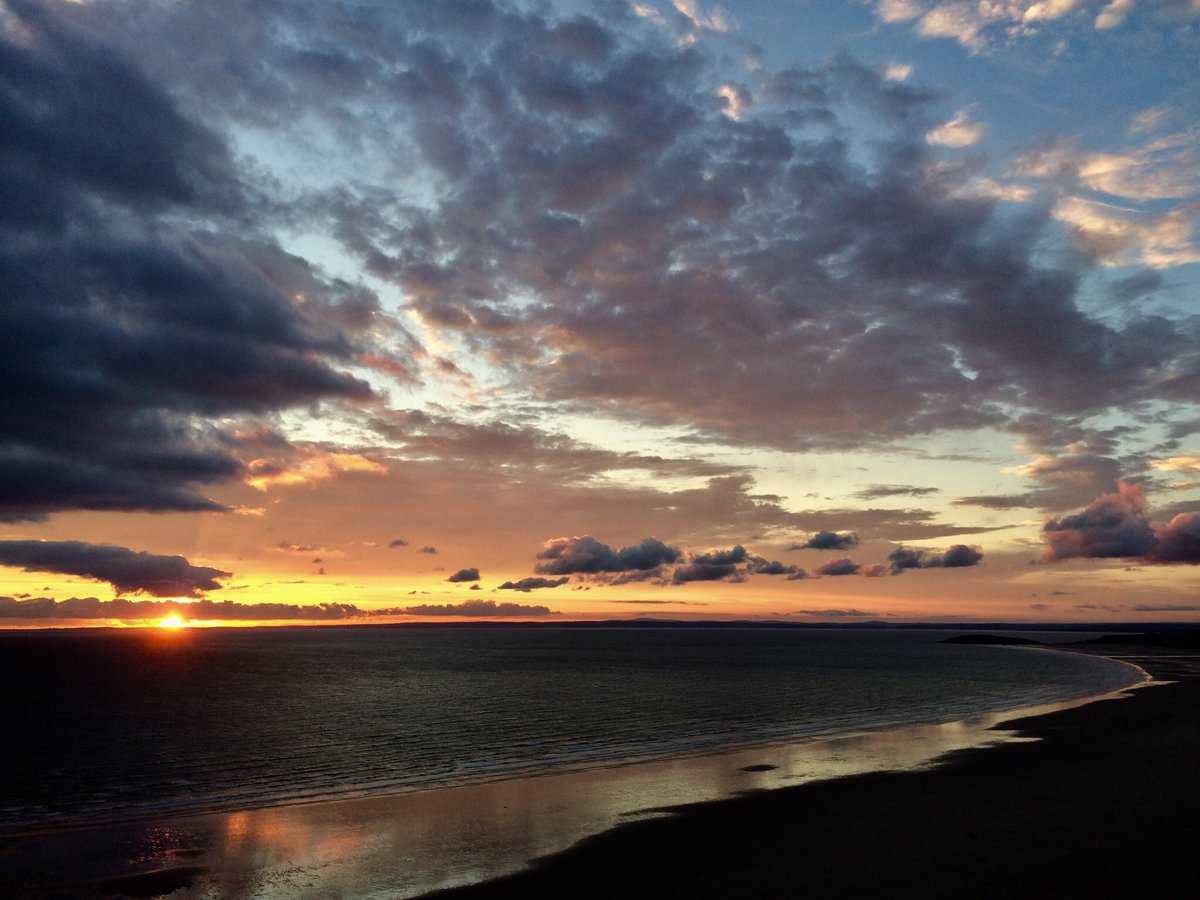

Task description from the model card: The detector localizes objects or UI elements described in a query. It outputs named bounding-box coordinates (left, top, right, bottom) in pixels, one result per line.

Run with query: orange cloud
left=246, top=451, right=387, bottom=491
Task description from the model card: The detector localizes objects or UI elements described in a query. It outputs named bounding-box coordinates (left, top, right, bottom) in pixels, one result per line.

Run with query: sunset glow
left=0, top=0, right=1197, bottom=627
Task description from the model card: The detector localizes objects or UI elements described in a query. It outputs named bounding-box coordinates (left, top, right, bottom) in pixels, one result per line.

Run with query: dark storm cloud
left=447, top=567, right=481, bottom=583
left=887, top=544, right=983, bottom=574
left=789, top=531, right=859, bottom=551
left=0, top=2, right=391, bottom=521
left=397, top=599, right=556, bottom=616
left=815, top=558, right=861, bottom=577
left=1042, top=483, right=1200, bottom=564
left=497, top=576, right=570, bottom=592
left=535, top=536, right=681, bottom=575
left=0, top=540, right=229, bottom=597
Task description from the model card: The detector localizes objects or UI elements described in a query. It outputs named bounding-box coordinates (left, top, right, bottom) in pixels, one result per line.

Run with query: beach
left=1, top=642, right=1195, bottom=898
left=430, top=644, right=1200, bottom=900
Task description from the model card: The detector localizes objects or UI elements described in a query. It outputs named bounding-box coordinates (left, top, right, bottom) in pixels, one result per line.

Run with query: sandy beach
left=1, top=643, right=1195, bottom=899
left=429, top=645, right=1200, bottom=900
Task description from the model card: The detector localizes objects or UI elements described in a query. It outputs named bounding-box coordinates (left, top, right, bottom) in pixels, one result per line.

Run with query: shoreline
left=0, top=643, right=1165, bottom=898
left=0, top=641, right=1145, bottom=843
left=425, top=643, right=1200, bottom=899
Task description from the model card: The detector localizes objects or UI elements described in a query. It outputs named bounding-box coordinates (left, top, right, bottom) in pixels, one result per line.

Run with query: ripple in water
left=0, top=626, right=1140, bottom=833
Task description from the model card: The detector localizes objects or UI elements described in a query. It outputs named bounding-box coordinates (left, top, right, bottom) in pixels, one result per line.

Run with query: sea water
left=0, top=625, right=1141, bottom=835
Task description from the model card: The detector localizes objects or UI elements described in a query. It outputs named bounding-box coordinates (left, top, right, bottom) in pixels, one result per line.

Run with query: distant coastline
left=6, top=618, right=1199, bottom=635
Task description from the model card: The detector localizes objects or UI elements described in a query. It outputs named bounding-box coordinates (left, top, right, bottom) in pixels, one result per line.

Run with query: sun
left=157, top=614, right=190, bottom=629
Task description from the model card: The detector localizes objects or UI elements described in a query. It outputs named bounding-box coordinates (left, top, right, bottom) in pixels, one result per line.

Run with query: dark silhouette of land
left=941, top=633, right=1044, bottom=645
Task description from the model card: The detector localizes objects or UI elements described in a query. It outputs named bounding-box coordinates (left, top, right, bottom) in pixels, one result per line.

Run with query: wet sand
left=1, top=645, right=1193, bottom=898
left=427, top=646, right=1200, bottom=899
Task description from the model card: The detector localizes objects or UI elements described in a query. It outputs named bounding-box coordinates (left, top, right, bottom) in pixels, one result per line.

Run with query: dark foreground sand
left=427, top=647, right=1200, bottom=900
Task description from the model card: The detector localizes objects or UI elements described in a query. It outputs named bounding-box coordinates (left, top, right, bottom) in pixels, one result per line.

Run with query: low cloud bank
left=396, top=599, right=555, bottom=617
left=0, top=540, right=229, bottom=597
left=0, top=596, right=357, bottom=620
left=0, top=595, right=556, bottom=620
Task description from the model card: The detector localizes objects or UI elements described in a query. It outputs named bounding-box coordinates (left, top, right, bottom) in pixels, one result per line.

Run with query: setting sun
left=157, top=615, right=189, bottom=629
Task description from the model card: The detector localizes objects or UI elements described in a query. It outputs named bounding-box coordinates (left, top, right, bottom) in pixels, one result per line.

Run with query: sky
left=1, top=0, right=1199, bottom=627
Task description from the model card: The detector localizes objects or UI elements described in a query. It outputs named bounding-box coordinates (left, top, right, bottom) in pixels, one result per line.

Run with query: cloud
left=1041, top=481, right=1156, bottom=560
left=926, top=108, right=986, bottom=148
left=745, top=557, right=804, bottom=578
left=368, top=410, right=741, bottom=484
left=1132, top=603, right=1200, bottom=612
left=418, top=546, right=438, bottom=555
left=789, top=531, right=860, bottom=551
left=398, top=599, right=556, bottom=617
left=1013, top=131, right=1200, bottom=270
left=276, top=542, right=318, bottom=554
left=245, top=450, right=386, bottom=491
left=1050, top=196, right=1200, bottom=269
left=0, top=540, right=229, bottom=597
left=1151, top=454, right=1200, bottom=481
left=529, top=536, right=804, bottom=585
left=797, top=608, right=879, bottom=617
left=853, top=485, right=940, bottom=501
left=1151, top=513, right=1200, bottom=563
left=497, top=576, right=570, bottom=592
left=447, top=567, right=481, bottom=583
left=0, top=2, right=386, bottom=521
left=535, top=535, right=681, bottom=575
left=672, top=545, right=749, bottom=583
left=1095, top=0, right=1135, bottom=29
left=388, top=538, right=410, bottom=548
left=815, top=557, right=861, bottom=576
left=888, top=543, right=984, bottom=574
left=1041, top=481, right=1200, bottom=564
left=873, top=1, right=1091, bottom=52
left=61, top=0, right=1192, bottom=460
left=0, top=595, right=556, bottom=620
left=611, top=599, right=707, bottom=606
left=0, top=596, right=359, bottom=621
left=671, top=0, right=731, bottom=34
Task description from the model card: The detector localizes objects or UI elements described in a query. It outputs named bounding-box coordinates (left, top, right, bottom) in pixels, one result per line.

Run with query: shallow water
left=0, top=625, right=1140, bottom=835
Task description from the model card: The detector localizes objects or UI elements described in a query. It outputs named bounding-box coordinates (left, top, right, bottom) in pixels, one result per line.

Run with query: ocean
left=0, top=625, right=1141, bottom=836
